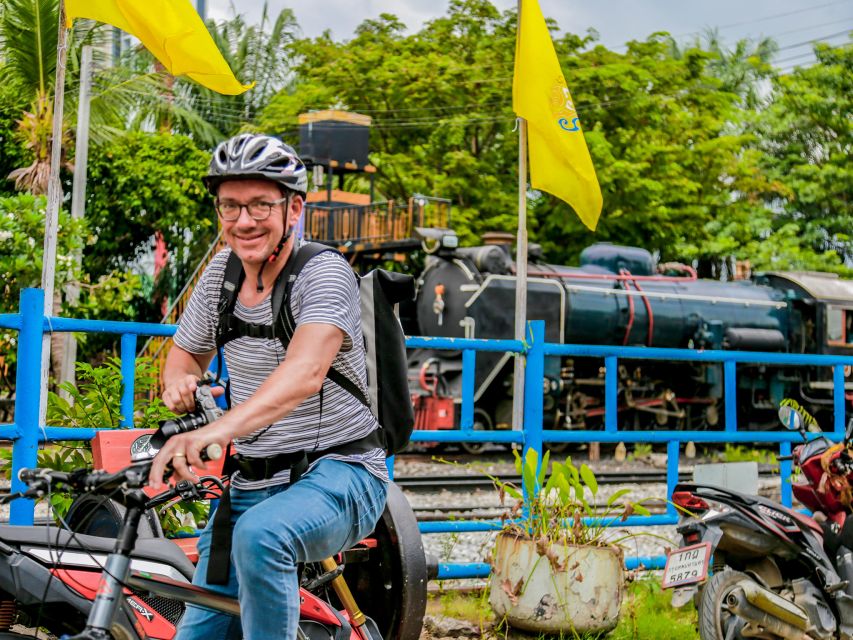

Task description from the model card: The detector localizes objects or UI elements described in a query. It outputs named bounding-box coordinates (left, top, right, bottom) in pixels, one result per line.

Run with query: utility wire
left=763, top=18, right=853, bottom=40
left=774, top=28, right=852, bottom=53
left=87, top=82, right=705, bottom=128
left=775, top=40, right=853, bottom=65
left=672, top=0, right=851, bottom=38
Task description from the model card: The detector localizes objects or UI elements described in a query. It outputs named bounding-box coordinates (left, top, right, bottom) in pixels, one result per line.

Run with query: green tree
left=260, top=0, right=521, bottom=244
left=670, top=30, right=778, bottom=109
left=0, top=193, right=139, bottom=389
left=752, top=42, right=852, bottom=266
left=504, top=32, right=781, bottom=267
left=0, top=0, right=181, bottom=191
left=0, top=84, right=29, bottom=197
left=83, top=131, right=213, bottom=321
left=121, top=3, right=300, bottom=145
left=261, top=2, right=785, bottom=267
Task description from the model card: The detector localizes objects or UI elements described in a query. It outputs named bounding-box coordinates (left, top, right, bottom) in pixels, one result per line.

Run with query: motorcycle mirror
left=778, top=405, right=803, bottom=432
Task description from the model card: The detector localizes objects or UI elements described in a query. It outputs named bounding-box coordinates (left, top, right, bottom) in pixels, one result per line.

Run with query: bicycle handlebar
left=17, top=443, right=223, bottom=495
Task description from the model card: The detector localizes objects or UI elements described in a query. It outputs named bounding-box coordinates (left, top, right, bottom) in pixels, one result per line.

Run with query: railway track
left=395, top=468, right=779, bottom=491
left=411, top=500, right=672, bottom=521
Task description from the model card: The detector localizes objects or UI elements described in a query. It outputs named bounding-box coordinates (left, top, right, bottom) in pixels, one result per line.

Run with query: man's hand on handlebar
left=149, top=421, right=230, bottom=490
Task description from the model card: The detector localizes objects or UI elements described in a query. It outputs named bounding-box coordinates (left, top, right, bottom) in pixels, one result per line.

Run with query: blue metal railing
left=3, top=287, right=853, bottom=580
left=415, top=331, right=853, bottom=578
left=0, top=289, right=176, bottom=524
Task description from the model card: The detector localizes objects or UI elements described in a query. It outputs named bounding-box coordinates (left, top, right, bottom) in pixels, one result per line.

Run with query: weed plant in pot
left=488, top=449, right=651, bottom=636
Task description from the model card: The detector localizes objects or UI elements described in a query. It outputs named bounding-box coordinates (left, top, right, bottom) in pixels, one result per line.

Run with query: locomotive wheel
left=697, top=570, right=749, bottom=640
left=460, top=409, right=492, bottom=455
left=344, top=482, right=427, bottom=640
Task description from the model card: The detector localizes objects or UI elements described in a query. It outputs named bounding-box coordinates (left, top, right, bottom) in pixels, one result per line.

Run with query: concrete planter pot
left=489, top=531, right=624, bottom=635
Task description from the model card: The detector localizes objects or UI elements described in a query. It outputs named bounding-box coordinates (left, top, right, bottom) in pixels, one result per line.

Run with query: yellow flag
left=513, top=0, right=602, bottom=230
left=65, top=0, right=253, bottom=95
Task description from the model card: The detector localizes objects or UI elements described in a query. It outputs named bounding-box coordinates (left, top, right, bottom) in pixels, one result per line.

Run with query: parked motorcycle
left=0, top=389, right=427, bottom=640
left=664, top=405, right=853, bottom=639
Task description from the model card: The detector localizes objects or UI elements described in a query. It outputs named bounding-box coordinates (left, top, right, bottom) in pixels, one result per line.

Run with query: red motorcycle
left=0, top=392, right=427, bottom=640
left=664, top=405, right=853, bottom=639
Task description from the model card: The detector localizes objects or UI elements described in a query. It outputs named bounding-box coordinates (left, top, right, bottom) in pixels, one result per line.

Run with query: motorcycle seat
left=0, top=525, right=195, bottom=580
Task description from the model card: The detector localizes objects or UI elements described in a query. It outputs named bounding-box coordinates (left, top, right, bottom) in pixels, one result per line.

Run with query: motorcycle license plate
left=662, top=542, right=711, bottom=589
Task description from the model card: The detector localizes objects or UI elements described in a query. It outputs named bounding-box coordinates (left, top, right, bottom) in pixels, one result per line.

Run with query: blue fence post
left=779, top=441, right=792, bottom=508
left=460, top=349, right=475, bottom=430
left=604, top=356, right=618, bottom=433
left=724, top=360, right=737, bottom=432
left=119, top=333, right=137, bottom=429
left=666, top=440, right=680, bottom=517
left=834, top=364, right=846, bottom=436
left=10, top=289, right=44, bottom=525
left=523, top=320, right=545, bottom=465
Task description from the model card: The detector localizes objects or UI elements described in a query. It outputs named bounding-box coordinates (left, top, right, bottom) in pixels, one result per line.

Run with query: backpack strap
left=216, top=251, right=274, bottom=347
left=213, top=252, right=245, bottom=395
left=214, top=251, right=274, bottom=408
left=216, top=251, right=246, bottom=335
left=272, top=243, right=370, bottom=408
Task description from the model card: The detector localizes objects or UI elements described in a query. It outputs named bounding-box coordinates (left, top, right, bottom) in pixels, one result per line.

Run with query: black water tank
left=298, top=110, right=370, bottom=167
left=580, top=243, right=655, bottom=275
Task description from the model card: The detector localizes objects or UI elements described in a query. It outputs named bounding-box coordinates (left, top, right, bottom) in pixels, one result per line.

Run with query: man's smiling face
left=217, top=179, right=288, bottom=266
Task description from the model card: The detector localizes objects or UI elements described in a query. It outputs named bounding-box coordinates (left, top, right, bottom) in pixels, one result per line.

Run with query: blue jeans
left=174, top=459, right=388, bottom=640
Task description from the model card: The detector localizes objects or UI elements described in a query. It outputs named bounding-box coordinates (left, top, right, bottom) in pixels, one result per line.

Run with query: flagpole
left=39, top=0, right=69, bottom=424
left=512, top=115, right=529, bottom=432
left=59, top=44, right=93, bottom=398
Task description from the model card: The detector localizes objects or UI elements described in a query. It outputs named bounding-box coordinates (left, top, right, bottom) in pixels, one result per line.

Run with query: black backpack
left=214, top=242, right=415, bottom=455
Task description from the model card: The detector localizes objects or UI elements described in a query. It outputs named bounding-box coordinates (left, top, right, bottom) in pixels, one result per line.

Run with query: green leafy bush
left=48, top=357, right=173, bottom=430
left=32, top=357, right=209, bottom=534
left=492, top=448, right=651, bottom=547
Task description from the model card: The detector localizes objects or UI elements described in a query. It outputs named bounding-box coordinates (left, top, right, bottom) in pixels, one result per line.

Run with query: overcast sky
left=207, top=0, right=852, bottom=72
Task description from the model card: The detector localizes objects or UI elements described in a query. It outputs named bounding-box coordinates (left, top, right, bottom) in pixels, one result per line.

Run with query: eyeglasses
left=215, top=196, right=289, bottom=221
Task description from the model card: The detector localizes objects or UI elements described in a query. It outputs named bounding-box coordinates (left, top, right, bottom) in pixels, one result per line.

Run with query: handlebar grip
left=17, top=468, right=42, bottom=483
left=158, top=420, right=182, bottom=440
left=777, top=455, right=794, bottom=462
left=201, top=443, right=223, bottom=462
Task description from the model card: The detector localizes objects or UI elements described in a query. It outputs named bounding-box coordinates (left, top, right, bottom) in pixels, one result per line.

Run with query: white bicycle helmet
left=204, top=133, right=308, bottom=195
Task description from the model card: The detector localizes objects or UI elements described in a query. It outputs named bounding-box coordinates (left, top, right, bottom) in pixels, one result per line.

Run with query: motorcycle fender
left=670, top=585, right=698, bottom=609
left=704, top=524, right=724, bottom=554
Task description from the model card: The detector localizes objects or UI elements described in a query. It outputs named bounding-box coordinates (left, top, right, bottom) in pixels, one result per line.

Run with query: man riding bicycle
left=149, top=133, right=389, bottom=640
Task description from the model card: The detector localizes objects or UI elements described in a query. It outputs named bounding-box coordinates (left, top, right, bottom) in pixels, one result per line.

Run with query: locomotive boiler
left=407, top=232, right=853, bottom=450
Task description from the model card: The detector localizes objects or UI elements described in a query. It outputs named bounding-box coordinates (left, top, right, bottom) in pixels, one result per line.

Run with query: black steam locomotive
left=406, top=232, right=853, bottom=450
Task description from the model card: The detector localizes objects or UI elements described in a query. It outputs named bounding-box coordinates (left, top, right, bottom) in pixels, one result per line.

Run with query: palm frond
left=0, top=0, right=59, bottom=97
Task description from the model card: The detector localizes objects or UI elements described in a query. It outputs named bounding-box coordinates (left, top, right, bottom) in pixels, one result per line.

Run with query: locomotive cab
left=755, top=271, right=853, bottom=354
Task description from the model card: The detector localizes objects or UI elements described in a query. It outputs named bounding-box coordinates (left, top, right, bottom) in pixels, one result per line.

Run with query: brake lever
left=1, top=476, right=56, bottom=503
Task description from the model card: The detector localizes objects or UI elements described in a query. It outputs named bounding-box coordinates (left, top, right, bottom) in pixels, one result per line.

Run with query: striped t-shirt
left=173, top=244, right=388, bottom=488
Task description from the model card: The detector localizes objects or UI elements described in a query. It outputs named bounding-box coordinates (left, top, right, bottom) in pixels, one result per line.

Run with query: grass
left=717, top=443, right=777, bottom=466
left=426, top=576, right=699, bottom=639
left=610, top=578, right=699, bottom=640
left=625, top=443, right=653, bottom=463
